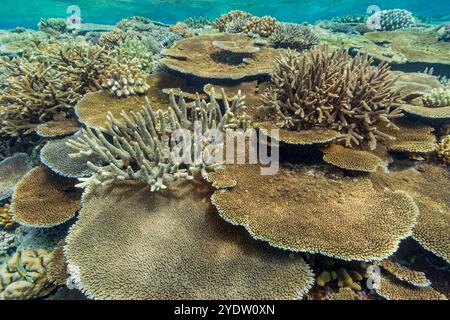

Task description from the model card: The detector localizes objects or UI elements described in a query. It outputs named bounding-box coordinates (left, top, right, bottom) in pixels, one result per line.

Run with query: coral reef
left=244, top=16, right=279, bottom=37
left=269, top=23, right=319, bottom=51
left=99, top=62, right=150, bottom=98
left=0, top=249, right=57, bottom=299
left=161, top=33, right=284, bottom=81
left=47, top=241, right=69, bottom=286
left=436, top=135, right=450, bottom=165
left=322, top=144, right=385, bottom=172
left=380, top=259, right=431, bottom=287
left=0, top=204, right=15, bottom=229
left=65, top=179, right=314, bottom=299
left=437, top=25, right=450, bottom=42
left=11, top=167, right=81, bottom=227
left=376, top=275, right=446, bottom=300
left=38, top=18, right=68, bottom=35
left=380, top=120, right=436, bottom=153
left=98, top=29, right=140, bottom=49
left=329, top=287, right=357, bottom=300
left=368, top=9, right=416, bottom=31
left=213, top=10, right=253, bottom=32
left=184, top=17, right=212, bottom=29
left=40, top=133, right=103, bottom=179
left=0, top=153, right=33, bottom=201
left=110, top=39, right=155, bottom=72
left=422, top=87, right=450, bottom=107
left=169, top=22, right=193, bottom=38
left=35, top=119, right=81, bottom=138
left=68, top=88, right=244, bottom=191
left=208, top=164, right=419, bottom=261
left=261, top=46, right=404, bottom=150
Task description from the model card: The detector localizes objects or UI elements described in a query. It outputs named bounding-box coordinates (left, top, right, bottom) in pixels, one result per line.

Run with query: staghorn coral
left=375, top=275, right=446, bottom=300
left=322, top=143, right=385, bottom=172
left=11, top=167, right=81, bottom=227
left=244, top=16, right=280, bottom=38
left=261, top=46, right=404, bottom=150
left=161, top=34, right=283, bottom=81
left=208, top=164, right=419, bottom=261
left=380, top=259, right=430, bottom=287
left=225, top=16, right=252, bottom=34
left=0, top=249, right=57, bottom=299
left=422, top=87, right=450, bottom=107
left=67, top=88, right=245, bottom=191
left=0, top=43, right=110, bottom=137
left=99, top=63, right=150, bottom=98
left=213, top=10, right=253, bottom=32
left=368, top=9, right=416, bottom=31
left=65, top=179, right=314, bottom=300
left=110, top=39, right=154, bottom=72
left=436, top=135, right=450, bottom=165
left=0, top=153, right=33, bottom=201
left=0, top=204, right=15, bottom=229
left=269, top=23, right=319, bottom=51
left=184, top=16, right=212, bottom=29
left=40, top=132, right=103, bottom=179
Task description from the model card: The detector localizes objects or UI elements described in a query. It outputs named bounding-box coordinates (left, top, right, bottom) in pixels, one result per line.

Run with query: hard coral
left=67, top=88, right=245, bottom=191
left=368, top=9, right=416, bottom=31
left=98, top=29, right=140, bottom=49
left=0, top=153, right=33, bottom=201
left=422, top=87, right=450, bottom=107
left=11, top=167, right=81, bottom=227
left=65, top=179, right=314, bottom=300
left=269, top=23, right=319, bottom=51
left=244, top=16, right=280, bottom=38
left=0, top=204, right=15, bottom=229
left=99, top=63, right=150, bottom=98
left=261, top=45, right=404, bottom=150
left=208, top=164, right=419, bottom=261
left=213, top=10, right=253, bottom=32
left=436, top=135, right=450, bottom=165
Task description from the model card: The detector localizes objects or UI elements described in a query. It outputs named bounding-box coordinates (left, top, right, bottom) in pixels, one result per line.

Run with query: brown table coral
left=65, top=179, right=314, bottom=300
left=208, top=164, right=419, bottom=261
left=160, top=34, right=284, bottom=81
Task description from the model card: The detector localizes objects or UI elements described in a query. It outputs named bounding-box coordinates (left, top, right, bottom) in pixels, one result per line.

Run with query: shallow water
left=1, top=0, right=450, bottom=29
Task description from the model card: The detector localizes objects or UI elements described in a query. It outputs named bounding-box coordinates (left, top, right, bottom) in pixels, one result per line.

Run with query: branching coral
left=67, top=89, right=245, bottom=191
left=184, top=17, right=212, bottom=29
left=368, top=9, right=416, bottom=31
left=0, top=204, right=15, bottom=229
left=111, top=39, right=154, bottom=72
left=99, top=63, right=150, bottom=98
left=244, top=16, right=280, bottom=38
left=422, top=87, right=450, bottom=107
left=169, top=22, right=193, bottom=38
left=38, top=18, right=68, bottom=35
left=213, top=10, right=253, bottom=32
left=269, top=23, right=319, bottom=51
left=261, top=46, right=404, bottom=150
left=98, top=29, right=140, bottom=49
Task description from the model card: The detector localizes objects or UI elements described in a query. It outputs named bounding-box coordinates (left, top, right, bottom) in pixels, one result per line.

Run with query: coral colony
left=0, top=5, right=449, bottom=301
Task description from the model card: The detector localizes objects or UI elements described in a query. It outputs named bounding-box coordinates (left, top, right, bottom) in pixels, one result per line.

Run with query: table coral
left=11, top=167, right=81, bottom=227
left=380, top=259, right=431, bottom=287
left=0, top=153, right=33, bottom=201
left=208, top=164, right=419, bottom=261
left=0, top=249, right=57, bottom=300
left=65, top=179, right=314, bottom=300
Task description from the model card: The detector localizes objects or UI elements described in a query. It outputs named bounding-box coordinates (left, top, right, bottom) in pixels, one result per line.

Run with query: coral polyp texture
left=35, top=119, right=81, bottom=138
left=261, top=46, right=404, bottom=150
left=65, top=180, right=314, bottom=300
left=322, top=144, right=385, bottom=172
left=244, top=16, right=280, bottom=37
left=380, top=259, right=431, bottom=287
left=368, top=9, right=416, bottom=31
left=160, top=33, right=283, bottom=81
left=269, top=23, right=319, bottom=51
left=67, top=88, right=244, bottom=191
left=423, top=87, right=450, bottom=107
left=213, top=10, right=253, bottom=32
left=99, top=63, right=150, bottom=98
left=11, top=167, right=81, bottom=227
left=208, top=164, right=419, bottom=261
left=0, top=153, right=33, bottom=201
left=436, top=135, right=450, bottom=165
left=375, top=275, right=446, bottom=300
left=0, top=204, right=15, bottom=229
left=0, top=249, right=57, bottom=300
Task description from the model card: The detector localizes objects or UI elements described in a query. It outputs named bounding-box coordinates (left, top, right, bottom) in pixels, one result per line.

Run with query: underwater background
left=1, top=0, right=450, bottom=29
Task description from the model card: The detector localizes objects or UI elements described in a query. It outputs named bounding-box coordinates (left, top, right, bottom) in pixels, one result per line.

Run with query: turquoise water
left=1, top=0, right=450, bottom=29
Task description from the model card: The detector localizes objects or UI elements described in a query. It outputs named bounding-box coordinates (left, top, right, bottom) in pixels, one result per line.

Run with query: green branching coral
left=261, top=45, right=404, bottom=150
left=269, top=23, right=319, bottom=51
left=110, top=39, right=154, bottom=72
left=67, top=89, right=245, bottom=191
left=422, top=88, right=450, bottom=107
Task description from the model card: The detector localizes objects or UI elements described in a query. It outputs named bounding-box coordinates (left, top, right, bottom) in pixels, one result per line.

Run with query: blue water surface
left=1, top=0, right=450, bottom=29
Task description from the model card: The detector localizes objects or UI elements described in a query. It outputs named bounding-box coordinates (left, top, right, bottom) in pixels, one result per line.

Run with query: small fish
left=16, top=252, right=34, bottom=284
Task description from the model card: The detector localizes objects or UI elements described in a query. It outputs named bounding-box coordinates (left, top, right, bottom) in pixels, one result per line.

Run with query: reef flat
left=0, top=10, right=449, bottom=301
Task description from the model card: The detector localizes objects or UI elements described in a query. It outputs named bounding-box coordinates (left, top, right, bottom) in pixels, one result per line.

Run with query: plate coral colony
left=0, top=8, right=449, bottom=301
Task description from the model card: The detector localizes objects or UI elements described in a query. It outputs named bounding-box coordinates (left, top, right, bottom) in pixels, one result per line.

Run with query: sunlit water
left=1, top=0, right=450, bottom=29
